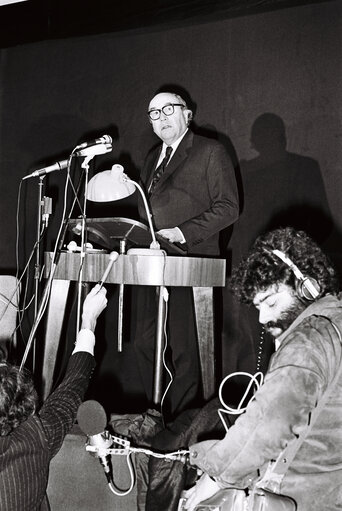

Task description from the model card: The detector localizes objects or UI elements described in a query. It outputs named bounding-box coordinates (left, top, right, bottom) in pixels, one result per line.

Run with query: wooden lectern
left=42, top=219, right=226, bottom=403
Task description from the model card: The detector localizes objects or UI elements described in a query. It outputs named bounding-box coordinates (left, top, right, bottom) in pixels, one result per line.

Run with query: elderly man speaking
left=134, top=89, right=239, bottom=421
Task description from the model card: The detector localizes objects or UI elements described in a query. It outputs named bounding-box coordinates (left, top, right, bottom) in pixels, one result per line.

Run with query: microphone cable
left=218, top=370, right=264, bottom=433
left=218, top=327, right=266, bottom=432
left=106, top=445, right=191, bottom=497
left=107, top=452, right=135, bottom=497
left=160, top=287, right=173, bottom=424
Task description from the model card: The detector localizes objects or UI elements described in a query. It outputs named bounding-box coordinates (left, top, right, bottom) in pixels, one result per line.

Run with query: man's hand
left=81, top=284, right=108, bottom=332
left=182, top=473, right=220, bottom=510
left=157, top=227, right=184, bottom=244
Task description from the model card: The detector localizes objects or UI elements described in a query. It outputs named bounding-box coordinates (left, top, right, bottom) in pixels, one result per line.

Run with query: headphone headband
left=272, top=249, right=320, bottom=300
left=272, top=249, right=305, bottom=281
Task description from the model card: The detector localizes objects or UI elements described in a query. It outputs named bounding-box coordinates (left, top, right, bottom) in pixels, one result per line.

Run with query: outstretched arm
left=72, top=284, right=108, bottom=355
left=39, top=284, right=108, bottom=457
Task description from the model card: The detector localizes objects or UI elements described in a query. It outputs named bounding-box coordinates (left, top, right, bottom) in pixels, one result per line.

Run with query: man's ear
left=185, top=109, right=193, bottom=125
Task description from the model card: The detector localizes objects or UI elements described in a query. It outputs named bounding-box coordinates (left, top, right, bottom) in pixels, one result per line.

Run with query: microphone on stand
left=76, top=143, right=112, bottom=158
left=22, top=135, right=113, bottom=180
left=22, top=159, right=69, bottom=180
left=77, top=400, right=113, bottom=482
left=75, top=135, right=112, bottom=149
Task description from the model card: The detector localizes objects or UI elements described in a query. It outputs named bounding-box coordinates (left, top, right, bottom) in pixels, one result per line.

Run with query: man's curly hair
left=0, top=363, right=38, bottom=436
left=231, top=227, right=339, bottom=304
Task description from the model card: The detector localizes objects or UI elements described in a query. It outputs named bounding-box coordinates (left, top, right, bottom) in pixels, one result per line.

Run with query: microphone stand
left=72, top=142, right=113, bottom=335
left=32, top=177, right=52, bottom=372
left=32, top=176, right=44, bottom=372
left=20, top=161, right=86, bottom=371
left=75, top=154, right=93, bottom=335
left=21, top=140, right=113, bottom=372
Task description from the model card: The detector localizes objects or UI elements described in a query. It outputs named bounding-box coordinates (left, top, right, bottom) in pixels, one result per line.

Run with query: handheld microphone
left=22, top=159, right=69, bottom=180
left=75, top=135, right=112, bottom=150
left=97, top=251, right=119, bottom=290
left=77, top=400, right=113, bottom=482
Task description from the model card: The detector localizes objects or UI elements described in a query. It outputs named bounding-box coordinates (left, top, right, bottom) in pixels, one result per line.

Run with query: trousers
left=133, top=285, right=203, bottom=421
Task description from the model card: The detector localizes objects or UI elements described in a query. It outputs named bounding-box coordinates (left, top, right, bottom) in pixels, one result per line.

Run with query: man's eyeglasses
left=148, top=103, right=185, bottom=121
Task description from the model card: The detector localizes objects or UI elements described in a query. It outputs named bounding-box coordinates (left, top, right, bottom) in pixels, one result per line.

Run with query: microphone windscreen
left=77, top=400, right=107, bottom=436
left=109, top=251, right=119, bottom=261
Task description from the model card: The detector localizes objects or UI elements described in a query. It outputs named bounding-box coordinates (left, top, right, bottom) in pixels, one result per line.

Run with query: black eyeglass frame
left=148, top=103, right=186, bottom=121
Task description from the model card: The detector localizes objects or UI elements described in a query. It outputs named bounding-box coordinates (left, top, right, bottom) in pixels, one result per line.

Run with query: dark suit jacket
left=139, top=130, right=239, bottom=256
left=0, top=352, right=95, bottom=511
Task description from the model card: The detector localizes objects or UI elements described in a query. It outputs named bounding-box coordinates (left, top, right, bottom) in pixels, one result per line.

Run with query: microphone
left=22, top=159, right=69, bottom=180
left=75, top=135, right=112, bottom=150
left=75, top=135, right=112, bottom=157
left=22, top=136, right=113, bottom=180
left=77, top=400, right=113, bottom=482
left=97, top=251, right=119, bottom=290
left=76, top=143, right=112, bottom=158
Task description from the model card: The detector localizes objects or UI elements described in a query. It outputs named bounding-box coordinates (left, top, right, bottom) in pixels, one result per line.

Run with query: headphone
left=272, top=249, right=321, bottom=301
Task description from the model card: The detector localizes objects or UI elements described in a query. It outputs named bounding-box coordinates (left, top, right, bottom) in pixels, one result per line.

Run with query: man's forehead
left=253, top=283, right=288, bottom=306
left=149, top=93, right=180, bottom=109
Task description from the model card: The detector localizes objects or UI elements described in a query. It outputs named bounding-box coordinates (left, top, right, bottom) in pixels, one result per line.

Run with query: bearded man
left=183, top=226, right=342, bottom=511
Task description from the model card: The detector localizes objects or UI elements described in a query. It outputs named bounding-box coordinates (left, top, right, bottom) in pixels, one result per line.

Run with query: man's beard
left=264, top=298, right=306, bottom=337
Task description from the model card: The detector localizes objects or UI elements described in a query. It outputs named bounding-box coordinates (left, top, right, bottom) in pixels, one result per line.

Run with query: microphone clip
left=85, top=432, right=131, bottom=457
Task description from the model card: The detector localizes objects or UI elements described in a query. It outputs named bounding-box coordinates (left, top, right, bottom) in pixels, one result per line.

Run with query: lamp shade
left=87, top=164, right=135, bottom=202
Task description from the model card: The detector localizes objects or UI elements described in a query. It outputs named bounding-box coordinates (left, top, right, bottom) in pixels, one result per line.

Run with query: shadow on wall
left=236, top=112, right=333, bottom=256
left=223, top=112, right=339, bottom=379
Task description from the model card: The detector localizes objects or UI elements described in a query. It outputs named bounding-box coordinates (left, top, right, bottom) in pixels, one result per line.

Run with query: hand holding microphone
left=97, top=251, right=119, bottom=290
left=80, top=284, right=108, bottom=332
left=75, top=251, right=118, bottom=331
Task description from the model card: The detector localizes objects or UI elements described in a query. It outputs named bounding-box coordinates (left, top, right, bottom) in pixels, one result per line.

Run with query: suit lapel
left=145, top=146, right=163, bottom=191
left=157, top=130, right=194, bottom=187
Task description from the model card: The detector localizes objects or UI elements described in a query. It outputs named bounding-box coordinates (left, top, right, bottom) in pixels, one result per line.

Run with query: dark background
left=0, top=0, right=329, bottom=49
left=0, top=0, right=341, bottom=412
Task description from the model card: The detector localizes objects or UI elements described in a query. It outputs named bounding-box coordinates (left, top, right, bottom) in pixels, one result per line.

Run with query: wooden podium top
left=68, top=217, right=187, bottom=255
left=44, top=251, right=226, bottom=287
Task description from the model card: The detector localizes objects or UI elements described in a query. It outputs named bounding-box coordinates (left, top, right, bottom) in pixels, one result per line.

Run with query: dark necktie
left=148, top=146, right=173, bottom=196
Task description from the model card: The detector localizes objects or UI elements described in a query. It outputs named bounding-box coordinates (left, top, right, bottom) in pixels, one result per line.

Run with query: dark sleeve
left=38, top=352, right=95, bottom=458
left=179, top=142, right=239, bottom=248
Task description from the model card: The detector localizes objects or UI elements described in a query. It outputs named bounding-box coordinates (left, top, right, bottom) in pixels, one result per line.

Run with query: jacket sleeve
left=37, top=352, right=95, bottom=458
left=179, top=142, right=239, bottom=248
left=189, top=322, right=330, bottom=487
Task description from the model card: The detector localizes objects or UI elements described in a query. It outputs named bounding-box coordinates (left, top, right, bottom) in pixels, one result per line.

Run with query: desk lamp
left=87, top=164, right=162, bottom=253
left=87, top=164, right=166, bottom=355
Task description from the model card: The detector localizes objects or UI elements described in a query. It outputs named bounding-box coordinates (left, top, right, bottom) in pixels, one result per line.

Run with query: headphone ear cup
left=295, top=277, right=321, bottom=301
left=271, top=248, right=321, bottom=301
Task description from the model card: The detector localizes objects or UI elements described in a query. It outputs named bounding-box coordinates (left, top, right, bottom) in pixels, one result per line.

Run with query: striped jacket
left=0, top=352, right=95, bottom=510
